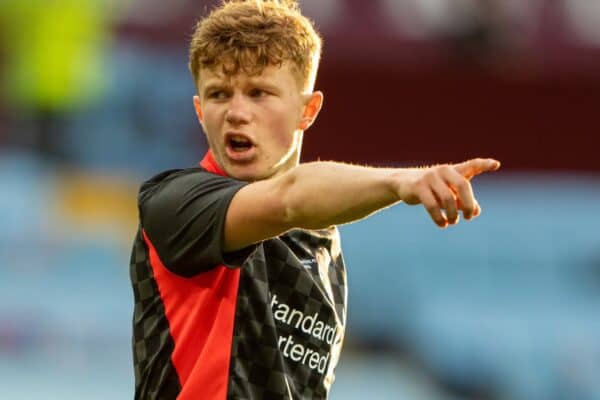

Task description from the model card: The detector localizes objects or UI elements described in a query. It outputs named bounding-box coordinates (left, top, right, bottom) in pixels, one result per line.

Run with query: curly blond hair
left=189, top=0, right=322, bottom=91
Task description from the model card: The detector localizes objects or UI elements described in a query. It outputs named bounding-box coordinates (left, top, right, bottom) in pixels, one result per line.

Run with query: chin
left=225, top=158, right=285, bottom=182
left=226, top=165, right=265, bottom=182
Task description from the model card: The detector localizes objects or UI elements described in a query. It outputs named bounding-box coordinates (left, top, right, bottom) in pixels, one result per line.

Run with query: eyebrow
left=202, top=83, right=230, bottom=96
left=201, top=77, right=281, bottom=96
left=250, top=81, right=280, bottom=92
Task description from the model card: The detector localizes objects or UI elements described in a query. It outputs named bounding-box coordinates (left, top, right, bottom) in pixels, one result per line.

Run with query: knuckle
left=439, top=165, right=452, bottom=174
left=415, top=180, right=427, bottom=191
left=423, top=170, right=436, bottom=182
left=456, top=179, right=469, bottom=191
left=441, top=194, right=454, bottom=206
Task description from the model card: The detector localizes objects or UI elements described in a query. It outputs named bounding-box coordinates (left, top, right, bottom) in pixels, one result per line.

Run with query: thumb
left=454, top=158, right=501, bottom=180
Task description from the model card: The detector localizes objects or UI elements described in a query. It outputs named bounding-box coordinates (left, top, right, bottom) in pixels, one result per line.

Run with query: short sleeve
left=139, top=169, right=257, bottom=277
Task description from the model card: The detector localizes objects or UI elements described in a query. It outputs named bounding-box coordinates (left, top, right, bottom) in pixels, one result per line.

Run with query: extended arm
left=224, top=158, right=500, bottom=251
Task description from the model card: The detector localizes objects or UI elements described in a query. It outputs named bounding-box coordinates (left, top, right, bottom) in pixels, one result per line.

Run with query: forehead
left=198, top=63, right=302, bottom=91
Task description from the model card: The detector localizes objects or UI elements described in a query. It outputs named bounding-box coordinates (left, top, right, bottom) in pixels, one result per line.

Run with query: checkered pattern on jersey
left=286, top=229, right=347, bottom=321
left=228, top=228, right=347, bottom=400
left=130, top=229, right=181, bottom=399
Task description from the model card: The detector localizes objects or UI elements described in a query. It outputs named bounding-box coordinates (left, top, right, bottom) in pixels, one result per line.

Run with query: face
left=194, top=63, right=323, bottom=181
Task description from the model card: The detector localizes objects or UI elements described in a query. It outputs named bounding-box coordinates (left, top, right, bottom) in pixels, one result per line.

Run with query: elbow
left=278, top=169, right=314, bottom=229
left=280, top=171, right=331, bottom=230
left=279, top=170, right=301, bottom=228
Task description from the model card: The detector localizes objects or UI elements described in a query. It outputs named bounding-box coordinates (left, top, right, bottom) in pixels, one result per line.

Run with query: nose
left=225, top=94, right=251, bottom=125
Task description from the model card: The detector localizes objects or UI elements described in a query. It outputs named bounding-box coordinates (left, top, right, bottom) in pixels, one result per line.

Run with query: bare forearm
left=224, top=157, right=499, bottom=251
left=281, top=161, right=404, bottom=229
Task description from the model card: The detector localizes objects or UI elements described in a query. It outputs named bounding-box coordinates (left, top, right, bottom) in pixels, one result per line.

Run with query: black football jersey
left=130, top=152, right=347, bottom=399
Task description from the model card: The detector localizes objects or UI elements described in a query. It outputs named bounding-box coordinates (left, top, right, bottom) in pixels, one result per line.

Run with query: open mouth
left=225, top=132, right=256, bottom=161
left=227, top=135, right=253, bottom=152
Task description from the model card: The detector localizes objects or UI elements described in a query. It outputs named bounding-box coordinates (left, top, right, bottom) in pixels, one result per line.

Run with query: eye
left=208, top=90, right=228, bottom=100
left=249, top=88, right=268, bottom=98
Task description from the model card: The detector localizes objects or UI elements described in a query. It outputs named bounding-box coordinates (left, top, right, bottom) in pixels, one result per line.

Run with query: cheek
left=200, top=106, right=221, bottom=137
left=271, top=121, right=297, bottom=152
left=265, top=105, right=301, bottom=148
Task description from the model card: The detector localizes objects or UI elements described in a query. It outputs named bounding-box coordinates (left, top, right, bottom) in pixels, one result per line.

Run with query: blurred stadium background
left=1, top=0, right=599, bottom=399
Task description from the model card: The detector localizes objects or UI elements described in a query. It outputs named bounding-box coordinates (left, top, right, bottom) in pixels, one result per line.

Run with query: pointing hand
left=397, top=158, right=501, bottom=228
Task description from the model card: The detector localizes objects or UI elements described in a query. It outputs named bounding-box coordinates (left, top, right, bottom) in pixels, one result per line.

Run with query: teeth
left=228, top=135, right=252, bottom=153
left=229, top=135, right=250, bottom=145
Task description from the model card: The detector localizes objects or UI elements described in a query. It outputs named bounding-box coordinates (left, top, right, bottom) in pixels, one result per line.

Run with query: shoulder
left=139, top=167, right=211, bottom=200
left=138, top=167, right=244, bottom=208
left=136, top=167, right=251, bottom=273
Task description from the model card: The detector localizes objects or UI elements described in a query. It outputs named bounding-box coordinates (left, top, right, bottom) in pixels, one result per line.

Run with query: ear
left=193, top=95, right=205, bottom=125
left=298, top=91, right=324, bottom=131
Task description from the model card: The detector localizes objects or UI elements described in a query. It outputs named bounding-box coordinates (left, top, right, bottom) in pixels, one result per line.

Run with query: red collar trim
left=199, top=150, right=228, bottom=177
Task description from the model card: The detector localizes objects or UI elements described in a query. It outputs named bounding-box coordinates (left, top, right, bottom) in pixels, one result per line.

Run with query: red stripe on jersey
left=200, top=150, right=227, bottom=177
left=143, top=230, right=240, bottom=400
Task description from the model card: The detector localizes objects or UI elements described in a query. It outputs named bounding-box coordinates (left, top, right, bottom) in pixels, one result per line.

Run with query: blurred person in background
left=130, top=0, right=500, bottom=399
left=0, top=0, right=112, bottom=162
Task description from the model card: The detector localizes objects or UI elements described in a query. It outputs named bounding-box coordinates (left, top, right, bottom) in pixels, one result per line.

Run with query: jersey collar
left=200, top=150, right=228, bottom=177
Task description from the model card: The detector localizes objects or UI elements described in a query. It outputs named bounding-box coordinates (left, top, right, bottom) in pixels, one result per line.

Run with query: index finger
left=454, top=158, right=501, bottom=180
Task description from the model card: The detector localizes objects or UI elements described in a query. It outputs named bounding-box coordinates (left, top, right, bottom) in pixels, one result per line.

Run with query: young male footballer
left=129, top=1, right=501, bottom=398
